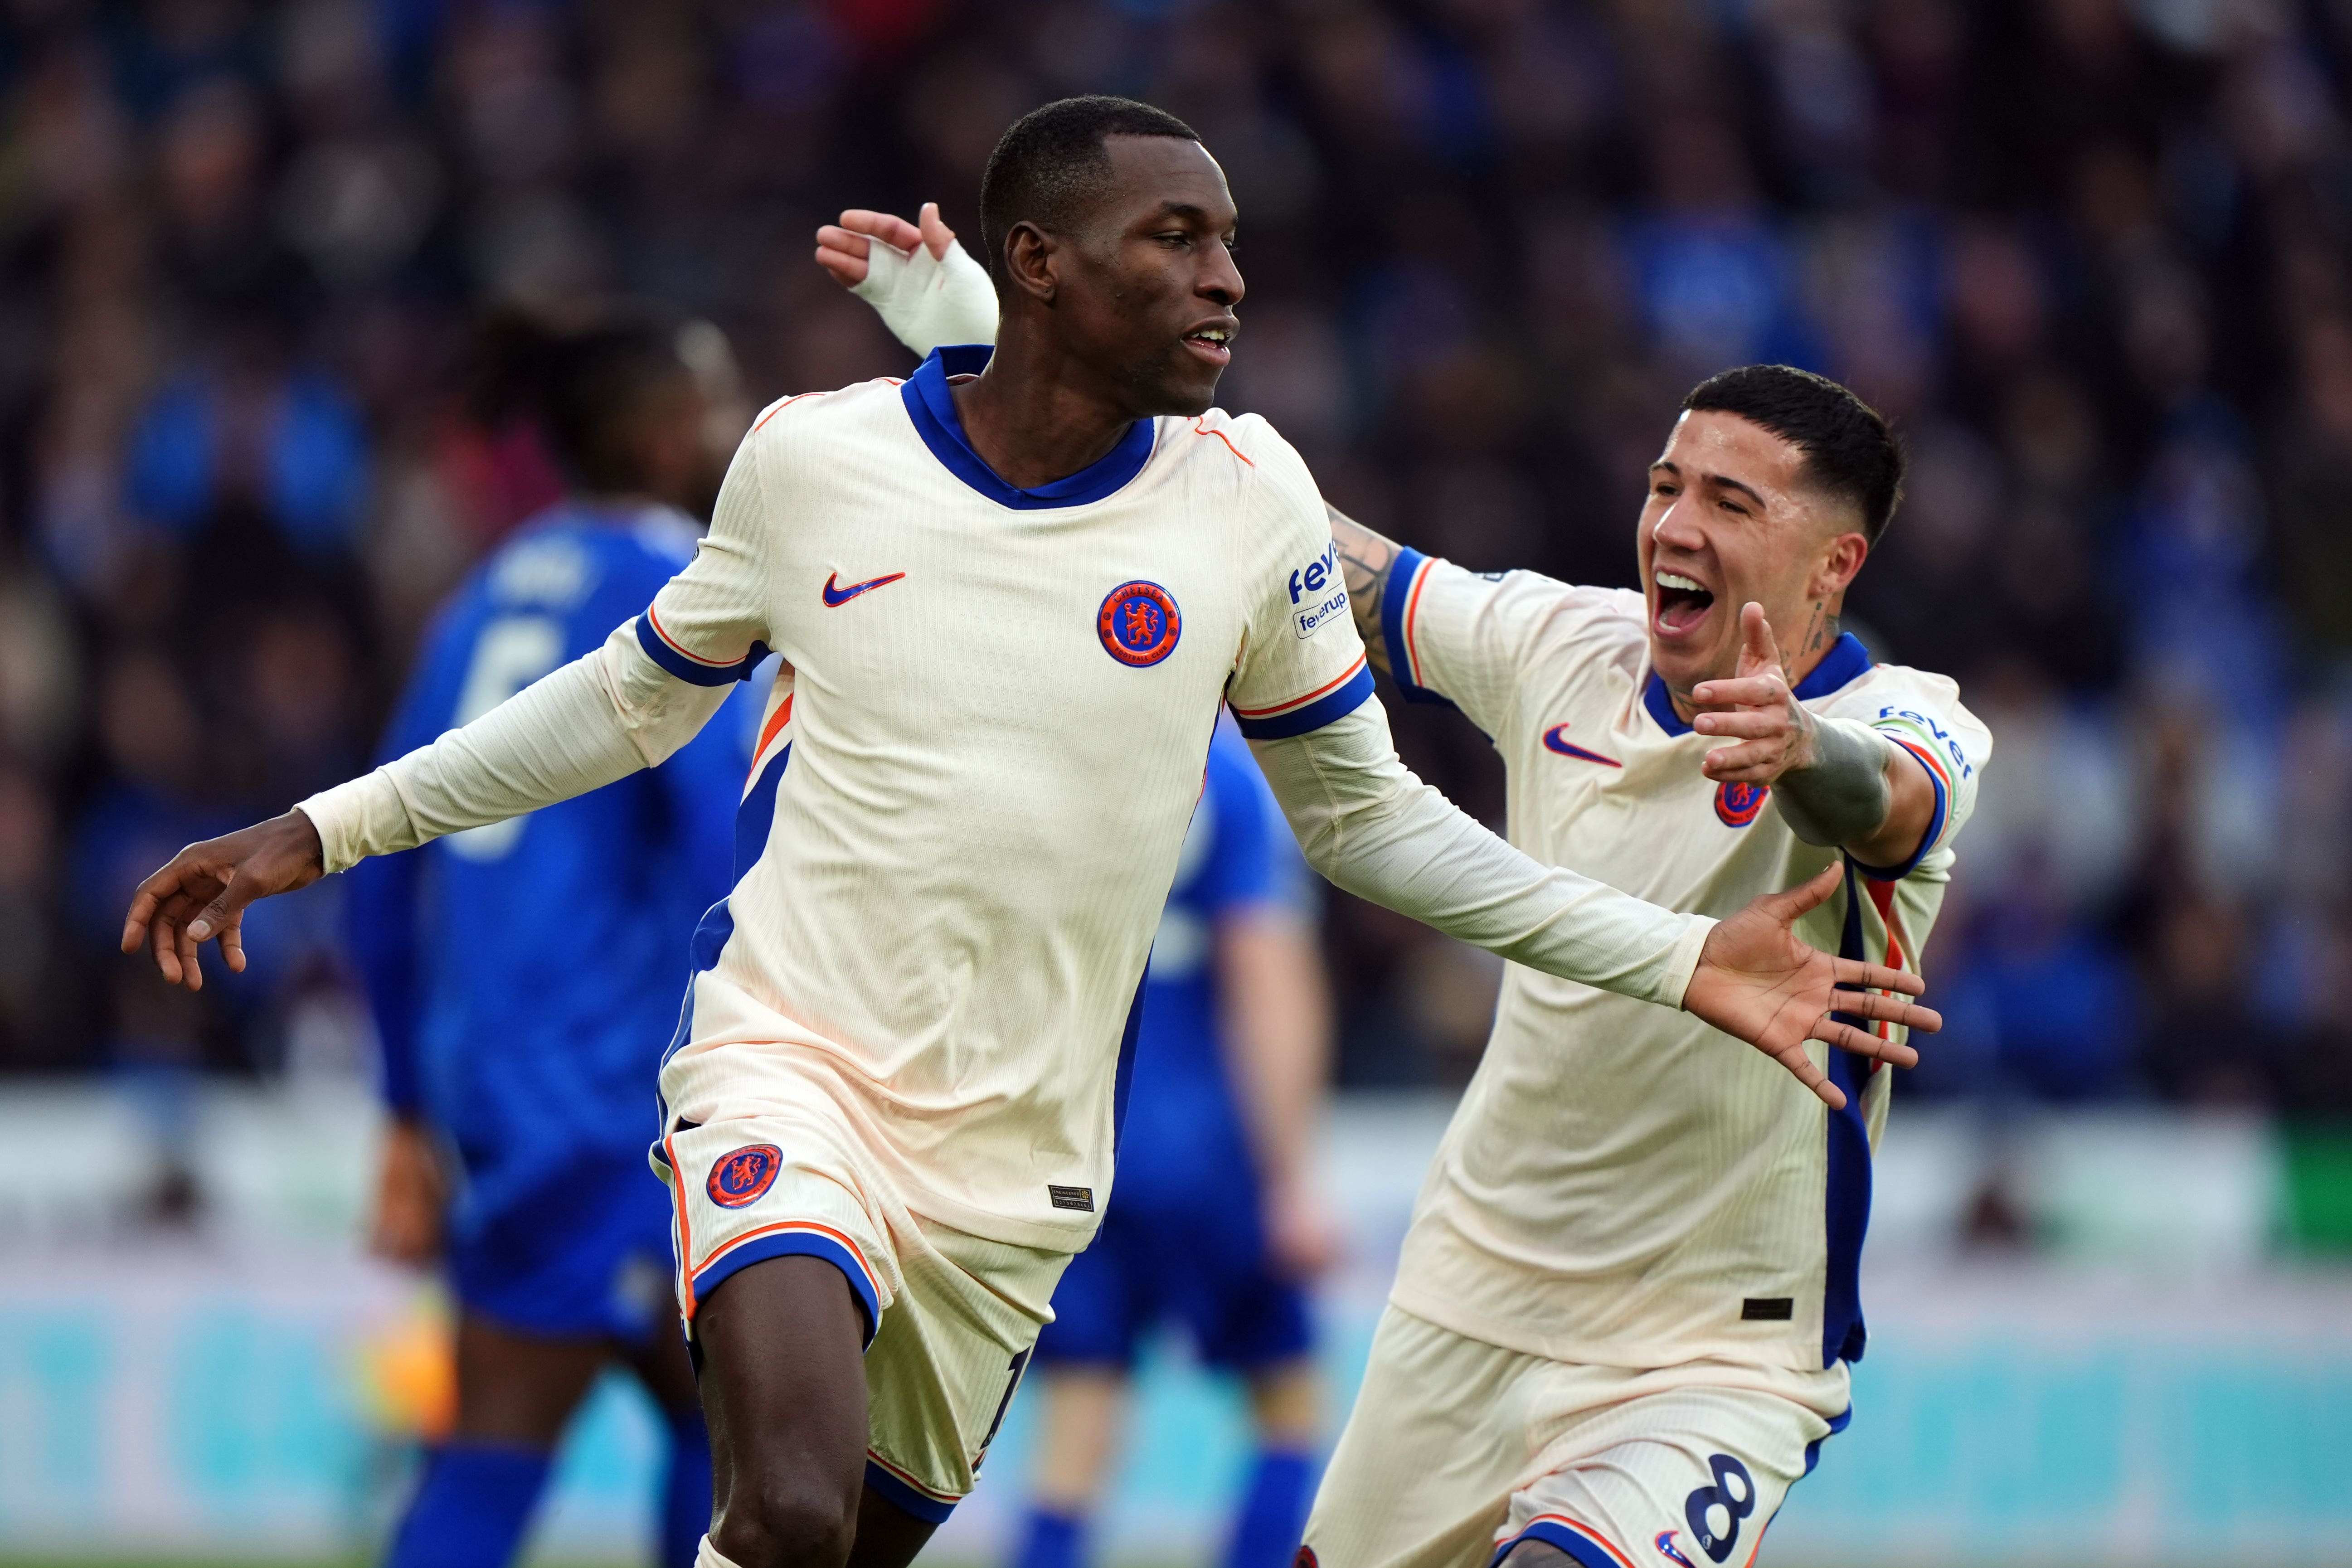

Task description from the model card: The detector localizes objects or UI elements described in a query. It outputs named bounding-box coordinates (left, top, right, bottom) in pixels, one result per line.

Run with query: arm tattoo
left=1775, top=716, right=1894, bottom=849
left=1328, top=504, right=1403, bottom=679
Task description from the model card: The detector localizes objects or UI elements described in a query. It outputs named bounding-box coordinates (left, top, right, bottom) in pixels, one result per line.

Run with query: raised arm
left=1691, top=603, right=1939, bottom=870
left=1249, top=700, right=1938, bottom=1111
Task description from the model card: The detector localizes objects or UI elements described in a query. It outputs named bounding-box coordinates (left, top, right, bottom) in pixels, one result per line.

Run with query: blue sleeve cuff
left=1851, top=739, right=1949, bottom=881
left=1378, top=547, right=1455, bottom=708
left=1231, top=660, right=1376, bottom=740
left=634, top=611, right=770, bottom=686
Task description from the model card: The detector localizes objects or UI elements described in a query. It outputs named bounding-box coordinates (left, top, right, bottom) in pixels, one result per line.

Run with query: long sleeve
left=1249, top=699, right=1713, bottom=1009
left=297, top=623, right=732, bottom=873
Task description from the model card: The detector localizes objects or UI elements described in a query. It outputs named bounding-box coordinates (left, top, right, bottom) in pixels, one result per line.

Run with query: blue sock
left=1015, top=1506, right=1087, bottom=1568
left=385, top=1441, right=552, bottom=1568
left=659, top=1406, right=715, bottom=1568
left=1224, top=1448, right=1315, bottom=1568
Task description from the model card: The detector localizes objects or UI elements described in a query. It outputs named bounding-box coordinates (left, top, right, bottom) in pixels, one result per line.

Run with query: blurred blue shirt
left=346, top=502, right=753, bottom=1230
left=1113, top=722, right=1312, bottom=1214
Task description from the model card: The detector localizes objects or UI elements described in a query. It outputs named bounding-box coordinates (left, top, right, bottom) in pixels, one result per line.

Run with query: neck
left=1666, top=610, right=1841, bottom=723
left=949, top=322, right=1144, bottom=490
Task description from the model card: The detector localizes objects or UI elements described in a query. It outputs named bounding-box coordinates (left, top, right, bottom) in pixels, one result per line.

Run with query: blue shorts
left=1036, top=1189, right=1312, bottom=1372
left=446, top=1151, right=676, bottom=1343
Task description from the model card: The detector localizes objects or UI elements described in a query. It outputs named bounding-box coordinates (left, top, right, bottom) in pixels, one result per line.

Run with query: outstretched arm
left=1250, top=700, right=1936, bottom=1110
left=121, top=627, right=733, bottom=990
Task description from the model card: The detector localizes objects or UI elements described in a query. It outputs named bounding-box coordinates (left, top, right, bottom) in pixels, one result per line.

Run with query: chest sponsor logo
left=706, top=1144, right=783, bottom=1209
left=821, top=570, right=906, bottom=607
left=1715, top=779, right=1769, bottom=827
left=1542, top=723, right=1621, bottom=767
left=1098, top=579, right=1182, bottom=667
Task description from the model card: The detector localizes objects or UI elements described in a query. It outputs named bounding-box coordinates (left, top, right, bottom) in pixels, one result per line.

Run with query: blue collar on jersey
left=900, top=344, right=1157, bottom=510
left=1643, top=630, right=1873, bottom=736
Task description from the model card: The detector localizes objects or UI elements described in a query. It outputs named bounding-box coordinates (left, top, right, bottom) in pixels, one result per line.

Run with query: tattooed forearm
left=1328, top=504, right=1402, bottom=678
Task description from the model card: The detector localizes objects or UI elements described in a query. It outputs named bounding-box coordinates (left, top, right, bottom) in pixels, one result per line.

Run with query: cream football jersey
left=638, top=347, right=1375, bottom=1252
left=1378, top=549, right=1989, bottom=1373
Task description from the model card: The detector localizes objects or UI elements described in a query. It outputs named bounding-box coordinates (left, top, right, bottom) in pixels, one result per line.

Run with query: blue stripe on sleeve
left=1851, top=740, right=1949, bottom=882
left=1377, top=547, right=1455, bottom=709
left=633, top=613, right=768, bottom=686
left=1230, top=664, right=1376, bottom=740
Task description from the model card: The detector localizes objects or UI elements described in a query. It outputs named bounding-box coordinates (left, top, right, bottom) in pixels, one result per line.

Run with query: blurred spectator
left=0, top=0, right=2346, bottom=1116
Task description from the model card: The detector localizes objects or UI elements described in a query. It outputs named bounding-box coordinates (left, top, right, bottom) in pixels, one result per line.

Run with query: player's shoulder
left=739, top=374, right=912, bottom=450
left=1832, top=659, right=1992, bottom=762
left=1453, top=563, right=1647, bottom=655
left=1172, top=408, right=1307, bottom=482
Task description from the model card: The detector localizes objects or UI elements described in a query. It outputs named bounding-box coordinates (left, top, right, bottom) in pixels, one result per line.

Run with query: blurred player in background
left=1012, top=718, right=1335, bottom=1568
left=127, top=98, right=1934, bottom=1568
left=350, top=311, right=754, bottom=1568
left=834, top=218, right=1986, bottom=1567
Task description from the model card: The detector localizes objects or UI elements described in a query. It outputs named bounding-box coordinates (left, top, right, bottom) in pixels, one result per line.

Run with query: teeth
left=1656, top=572, right=1706, bottom=593
left=1194, top=328, right=1229, bottom=342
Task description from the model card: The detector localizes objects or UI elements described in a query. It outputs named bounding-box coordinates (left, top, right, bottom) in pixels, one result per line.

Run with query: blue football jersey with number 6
left=347, top=503, right=756, bottom=1238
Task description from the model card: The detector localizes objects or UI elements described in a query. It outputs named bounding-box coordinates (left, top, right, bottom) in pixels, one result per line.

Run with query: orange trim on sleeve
left=751, top=389, right=829, bottom=433
left=1228, top=653, right=1370, bottom=718
left=664, top=1133, right=697, bottom=1315
left=1402, top=556, right=1434, bottom=686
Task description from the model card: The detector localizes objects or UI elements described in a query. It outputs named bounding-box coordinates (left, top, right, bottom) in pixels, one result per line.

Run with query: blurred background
left=1, top=0, right=2350, bottom=1562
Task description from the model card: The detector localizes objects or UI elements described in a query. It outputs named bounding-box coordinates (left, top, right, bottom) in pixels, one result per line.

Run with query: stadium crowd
left=1, top=0, right=2348, bottom=1119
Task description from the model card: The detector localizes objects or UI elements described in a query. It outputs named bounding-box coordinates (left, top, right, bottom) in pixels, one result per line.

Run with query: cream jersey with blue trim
left=640, top=348, right=1375, bottom=1249
left=1379, top=549, right=1989, bottom=1372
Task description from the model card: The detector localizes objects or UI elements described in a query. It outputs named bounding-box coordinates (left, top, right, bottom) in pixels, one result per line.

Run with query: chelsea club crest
left=1097, top=580, right=1182, bottom=667
left=707, top=1144, right=782, bottom=1209
left=1714, top=780, right=1769, bottom=827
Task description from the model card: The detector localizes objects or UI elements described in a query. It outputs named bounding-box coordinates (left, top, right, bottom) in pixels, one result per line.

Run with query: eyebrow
left=1650, top=460, right=1766, bottom=508
left=1151, top=201, right=1231, bottom=226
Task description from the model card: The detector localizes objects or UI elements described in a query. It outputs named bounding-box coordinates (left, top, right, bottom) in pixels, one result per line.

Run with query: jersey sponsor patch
left=707, top=1144, right=783, bottom=1209
left=1097, top=581, right=1182, bottom=667
left=1047, top=1184, right=1096, bottom=1212
left=1714, top=780, right=1769, bottom=827
left=1293, top=587, right=1347, bottom=639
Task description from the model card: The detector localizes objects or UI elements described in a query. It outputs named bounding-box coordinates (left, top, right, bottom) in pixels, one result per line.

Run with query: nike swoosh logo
left=821, top=571, right=906, bottom=607
left=1544, top=723, right=1622, bottom=767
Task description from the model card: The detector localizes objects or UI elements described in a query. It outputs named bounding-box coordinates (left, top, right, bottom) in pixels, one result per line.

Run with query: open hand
left=1691, top=602, right=1817, bottom=786
left=119, top=810, right=326, bottom=991
left=1682, top=862, right=1938, bottom=1110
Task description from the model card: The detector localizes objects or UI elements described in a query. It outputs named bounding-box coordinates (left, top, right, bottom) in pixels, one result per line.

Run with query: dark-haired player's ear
left=1003, top=223, right=1059, bottom=303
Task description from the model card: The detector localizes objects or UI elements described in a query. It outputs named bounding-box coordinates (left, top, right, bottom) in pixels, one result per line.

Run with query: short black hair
left=466, top=308, right=692, bottom=493
left=1681, top=364, right=1907, bottom=544
left=979, top=96, right=1202, bottom=291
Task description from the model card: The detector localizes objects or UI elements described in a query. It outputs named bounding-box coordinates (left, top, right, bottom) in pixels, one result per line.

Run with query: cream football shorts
left=1304, top=1306, right=1851, bottom=1568
left=654, top=1108, right=1069, bottom=1520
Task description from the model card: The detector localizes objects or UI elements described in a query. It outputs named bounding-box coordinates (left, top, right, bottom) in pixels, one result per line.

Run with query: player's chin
left=1132, top=349, right=1224, bottom=416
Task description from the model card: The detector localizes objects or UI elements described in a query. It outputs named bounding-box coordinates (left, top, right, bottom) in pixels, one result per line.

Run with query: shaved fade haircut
left=979, top=96, right=1202, bottom=294
left=1683, top=364, right=1908, bottom=544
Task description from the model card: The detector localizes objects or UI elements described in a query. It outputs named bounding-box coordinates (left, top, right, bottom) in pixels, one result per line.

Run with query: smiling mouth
left=1181, top=325, right=1233, bottom=365
left=1653, top=570, right=1715, bottom=634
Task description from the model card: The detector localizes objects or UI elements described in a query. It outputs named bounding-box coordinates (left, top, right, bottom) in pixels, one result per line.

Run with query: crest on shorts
left=707, top=1144, right=782, bottom=1209
left=1714, top=780, right=1769, bottom=828
left=1098, top=580, right=1182, bottom=667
